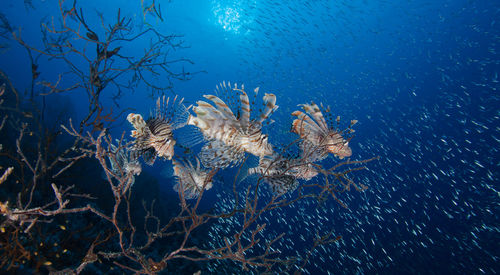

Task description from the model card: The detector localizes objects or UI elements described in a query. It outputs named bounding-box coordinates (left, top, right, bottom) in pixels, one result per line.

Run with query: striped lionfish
left=108, top=141, right=142, bottom=194
left=248, top=154, right=318, bottom=195
left=172, top=158, right=214, bottom=200
left=187, top=81, right=278, bottom=168
left=291, top=102, right=353, bottom=162
left=127, top=95, right=189, bottom=165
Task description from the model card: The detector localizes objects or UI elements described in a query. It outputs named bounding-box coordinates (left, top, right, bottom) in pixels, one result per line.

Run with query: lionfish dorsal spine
left=204, top=95, right=237, bottom=121
left=154, top=95, right=189, bottom=130
left=302, top=103, right=328, bottom=131
left=291, top=110, right=322, bottom=137
left=193, top=100, right=222, bottom=121
left=239, top=91, right=251, bottom=129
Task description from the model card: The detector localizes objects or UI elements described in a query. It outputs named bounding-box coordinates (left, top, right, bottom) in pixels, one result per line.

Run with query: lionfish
left=291, top=102, right=354, bottom=162
left=172, top=158, right=214, bottom=200
left=127, top=95, right=189, bottom=165
left=248, top=154, right=318, bottom=195
left=187, top=81, right=277, bottom=168
left=108, top=141, right=142, bottom=194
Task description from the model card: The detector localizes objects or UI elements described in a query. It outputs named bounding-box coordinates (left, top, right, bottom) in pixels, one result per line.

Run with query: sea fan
left=291, top=102, right=353, bottom=161
left=188, top=81, right=278, bottom=168
left=127, top=95, right=189, bottom=165
left=172, top=158, right=213, bottom=200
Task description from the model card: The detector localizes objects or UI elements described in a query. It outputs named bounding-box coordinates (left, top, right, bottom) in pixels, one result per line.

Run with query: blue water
left=0, top=0, right=498, bottom=274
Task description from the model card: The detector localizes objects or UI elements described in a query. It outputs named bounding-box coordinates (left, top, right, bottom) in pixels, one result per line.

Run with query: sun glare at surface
left=211, top=0, right=256, bottom=34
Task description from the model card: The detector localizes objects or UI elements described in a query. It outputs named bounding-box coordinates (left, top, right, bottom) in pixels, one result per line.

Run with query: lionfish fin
left=141, top=148, right=157, bottom=165
left=257, top=93, right=278, bottom=124
left=171, top=99, right=190, bottom=130
left=239, top=91, right=251, bottom=129
left=192, top=100, right=222, bottom=121
left=175, top=124, right=204, bottom=148
left=153, top=95, right=189, bottom=130
left=291, top=110, right=323, bottom=137
left=301, top=102, right=328, bottom=131
left=204, top=94, right=237, bottom=121
left=172, top=157, right=213, bottom=200
left=187, top=114, right=209, bottom=131
left=127, top=113, right=150, bottom=138
left=200, top=140, right=245, bottom=169
left=237, top=155, right=260, bottom=184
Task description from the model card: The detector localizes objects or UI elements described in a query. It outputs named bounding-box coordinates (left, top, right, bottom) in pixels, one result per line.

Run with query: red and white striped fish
left=172, top=158, right=213, bottom=200
left=127, top=95, right=189, bottom=165
left=291, top=102, right=353, bottom=161
left=188, top=81, right=278, bottom=168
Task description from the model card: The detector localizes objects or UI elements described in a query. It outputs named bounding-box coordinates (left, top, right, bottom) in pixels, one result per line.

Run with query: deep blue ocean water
left=0, top=0, right=498, bottom=274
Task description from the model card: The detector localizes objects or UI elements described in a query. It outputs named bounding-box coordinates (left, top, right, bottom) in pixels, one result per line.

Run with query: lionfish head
left=297, top=163, right=319, bottom=180
left=145, top=118, right=175, bottom=160
left=193, top=170, right=213, bottom=190
left=125, top=161, right=142, bottom=176
left=327, top=141, right=352, bottom=159
left=239, top=134, right=274, bottom=157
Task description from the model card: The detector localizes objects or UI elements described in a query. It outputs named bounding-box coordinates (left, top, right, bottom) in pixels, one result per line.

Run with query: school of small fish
left=198, top=0, right=499, bottom=274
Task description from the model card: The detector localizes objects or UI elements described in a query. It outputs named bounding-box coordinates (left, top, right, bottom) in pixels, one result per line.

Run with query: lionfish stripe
left=204, top=95, right=236, bottom=121
left=240, top=91, right=251, bottom=129
left=302, top=103, right=328, bottom=131
left=292, top=110, right=321, bottom=130
left=193, top=101, right=223, bottom=120
left=258, top=93, right=277, bottom=124
left=291, top=111, right=324, bottom=138
left=155, top=96, right=163, bottom=118
left=196, top=100, right=215, bottom=109
left=127, top=113, right=151, bottom=138
left=200, top=140, right=244, bottom=168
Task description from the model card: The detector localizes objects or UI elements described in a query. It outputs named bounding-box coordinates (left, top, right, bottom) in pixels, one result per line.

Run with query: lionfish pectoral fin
left=291, top=110, right=322, bottom=135
left=204, top=94, right=237, bottom=122
left=301, top=103, right=329, bottom=131
left=187, top=114, right=210, bottom=131
left=141, top=148, right=157, bottom=166
left=171, top=98, right=191, bottom=130
left=257, top=93, right=277, bottom=125
left=174, top=124, right=205, bottom=149
left=235, top=154, right=260, bottom=184
left=199, top=140, right=245, bottom=169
